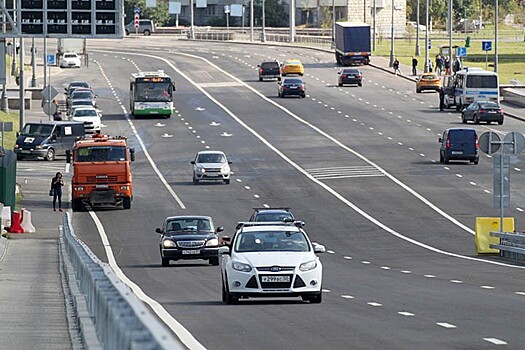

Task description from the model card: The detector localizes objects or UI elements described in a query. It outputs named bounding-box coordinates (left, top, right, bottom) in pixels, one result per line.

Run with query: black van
left=14, top=121, right=85, bottom=161
left=438, top=128, right=479, bottom=164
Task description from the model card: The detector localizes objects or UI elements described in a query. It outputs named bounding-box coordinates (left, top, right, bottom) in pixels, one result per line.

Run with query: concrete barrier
left=20, top=209, right=35, bottom=233
left=501, top=87, right=525, bottom=108
left=1, top=205, right=11, bottom=228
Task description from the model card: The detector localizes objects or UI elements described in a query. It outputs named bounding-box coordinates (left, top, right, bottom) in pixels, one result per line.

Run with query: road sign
left=42, top=101, right=58, bottom=116
left=134, top=14, right=140, bottom=29
left=0, top=122, right=13, bottom=132
left=482, top=41, right=492, bottom=51
left=46, top=54, right=56, bottom=66
left=134, top=7, right=141, bottom=14
left=41, top=85, right=59, bottom=102
left=224, top=4, right=231, bottom=13
left=503, top=131, right=525, bottom=155
left=479, top=132, right=501, bottom=154
left=456, top=47, right=467, bottom=57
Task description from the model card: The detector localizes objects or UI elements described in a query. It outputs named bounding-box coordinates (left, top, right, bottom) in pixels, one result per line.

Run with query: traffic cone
left=8, top=211, right=24, bottom=234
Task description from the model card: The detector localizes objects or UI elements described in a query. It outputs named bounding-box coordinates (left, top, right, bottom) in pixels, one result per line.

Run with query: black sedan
left=461, top=101, right=504, bottom=125
left=156, top=216, right=224, bottom=266
left=278, top=77, right=306, bottom=98
left=338, top=68, right=362, bottom=87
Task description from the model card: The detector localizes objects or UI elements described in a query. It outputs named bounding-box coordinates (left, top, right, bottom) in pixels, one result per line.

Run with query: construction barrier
left=475, top=217, right=515, bottom=254
left=20, top=209, right=35, bottom=233
left=1, top=205, right=11, bottom=228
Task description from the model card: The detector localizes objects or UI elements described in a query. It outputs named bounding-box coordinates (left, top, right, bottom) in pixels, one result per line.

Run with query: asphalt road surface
left=57, top=37, right=525, bottom=349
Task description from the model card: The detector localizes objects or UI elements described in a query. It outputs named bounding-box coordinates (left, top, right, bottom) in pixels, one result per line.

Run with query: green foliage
left=254, top=0, right=288, bottom=27
left=125, top=0, right=170, bottom=26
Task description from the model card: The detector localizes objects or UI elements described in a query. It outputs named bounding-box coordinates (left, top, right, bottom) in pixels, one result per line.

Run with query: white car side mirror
left=219, top=246, right=230, bottom=255
left=313, top=244, right=326, bottom=253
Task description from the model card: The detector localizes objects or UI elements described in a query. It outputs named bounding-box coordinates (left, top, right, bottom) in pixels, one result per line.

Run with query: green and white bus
left=129, top=71, right=175, bottom=117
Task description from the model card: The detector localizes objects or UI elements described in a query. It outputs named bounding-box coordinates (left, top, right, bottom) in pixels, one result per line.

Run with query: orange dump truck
left=67, top=134, right=135, bottom=211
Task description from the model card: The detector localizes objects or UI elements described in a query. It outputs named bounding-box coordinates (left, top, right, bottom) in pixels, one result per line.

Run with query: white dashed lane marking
left=437, top=323, right=457, bottom=329
left=483, top=338, right=507, bottom=345
left=398, top=311, right=415, bottom=317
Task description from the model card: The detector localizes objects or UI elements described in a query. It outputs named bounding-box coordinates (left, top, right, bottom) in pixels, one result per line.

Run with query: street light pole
left=250, top=0, right=253, bottom=41
left=448, top=0, right=453, bottom=63
left=415, top=0, right=420, bottom=56
left=290, top=0, right=295, bottom=42
left=494, top=0, right=498, bottom=72
left=388, top=0, right=395, bottom=67
left=261, top=0, right=266, bottom=42
left=31, top=38, right=36, bottom=87
left=332, top=0, right=336, bottom=47
left=190, top=0, right=195, bottom=39
left=1, top=0, right=8, bottom=113
left=424, top=0, right=429, bottom=72
left=372, top=0, right=376, bottom=51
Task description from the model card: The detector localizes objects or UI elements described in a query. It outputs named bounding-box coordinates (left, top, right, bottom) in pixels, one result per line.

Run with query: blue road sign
left=46, top=54, right=55, bottom=66
left=482, top=41, right=492, bottom=51
left=456, top=46, right=467, bottom=57
left=134, top=7, right=140, bottom=14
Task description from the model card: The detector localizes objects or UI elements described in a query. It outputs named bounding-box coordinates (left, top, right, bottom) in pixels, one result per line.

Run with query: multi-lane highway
left=63, top=37, right=525, bottom=349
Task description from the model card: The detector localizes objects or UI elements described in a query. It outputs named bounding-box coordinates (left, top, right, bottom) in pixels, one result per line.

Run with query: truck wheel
left=45, top=148, right=55, bottom=161
left=123, top=197, right=131, bottom=209
left=72, top=199, right=83, bottom=212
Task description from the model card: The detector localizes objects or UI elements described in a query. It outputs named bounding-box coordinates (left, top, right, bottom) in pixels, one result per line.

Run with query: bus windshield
left=76, top=146, right=127, bottom=162
left=466, top=75, right=498, bottom=89
left=135, top=82, right=172, bottom=102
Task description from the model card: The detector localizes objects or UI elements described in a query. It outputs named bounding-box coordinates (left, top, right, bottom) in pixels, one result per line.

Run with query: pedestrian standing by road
left=444, top=57, right=451, bottom=75
left=412, top=57, right=418, bottom=76
left=436, top=55, right=444, bottom=76
left=439, top=88, right=445, bottom=111
left=453, top=57, right=462, bottom=73
left=50, top=172, right=64, bottom=212
left=393, top=58, right=401, bottom=75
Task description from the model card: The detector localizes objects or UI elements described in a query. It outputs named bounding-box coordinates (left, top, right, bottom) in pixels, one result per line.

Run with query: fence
left=490, top=231, right=525, bottom=262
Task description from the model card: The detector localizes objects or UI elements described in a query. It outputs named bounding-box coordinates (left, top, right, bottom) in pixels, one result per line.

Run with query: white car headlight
left=299, top=260, right=317, bottom=271
left=163, top=240, right=176, bottom=248
left=232, top=261, right=252, bottom=272
left=206, top=238, right=219, bottom=247
left=198, top=167, right=206, bottom=173
left=220, top=164, right=230, bottom=174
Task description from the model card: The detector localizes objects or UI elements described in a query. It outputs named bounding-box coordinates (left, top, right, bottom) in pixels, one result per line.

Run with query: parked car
left=156, top=216, right=224, bottom=267
left=67, top=89, right=96, bottom=109
left=438, top=128, right=479, bottom=164
left=416, top=73, right=442, bottom=93
left=68, top=99, right=95, bottom=116
left=59, top=52, right=81, bottom=68
left=278, top=77, right=306, bottom=98
left=70, top=107, right=102, bottom=133
left=258, top=60, right=281, bottom=81
left=125, top=19, right=155, bottom=36
left=442, top=75, right=456, bottom=109
left=191, top=150, right=232, bottom=184
left=461, top=100, right=504, bottom=125
left=64, top=81, right=91, bottom=96
left=338, top=68, right=362, bottom=87
left=219, top=221, right=325, bottom=304
left=281, top=59, right=304, bottom=76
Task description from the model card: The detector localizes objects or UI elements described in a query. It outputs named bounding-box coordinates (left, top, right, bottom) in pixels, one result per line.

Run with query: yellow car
left=416, top=73, right=442, bottom=93
left=281, top=59, right=304, bottom=76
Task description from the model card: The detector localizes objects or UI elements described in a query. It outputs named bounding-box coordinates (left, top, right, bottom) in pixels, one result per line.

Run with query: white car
left=219, top=221, right=325, bottom=304
left=191, top=150, right=231, bottom=184
left=71, top=107, right=101, bottom=133
left=60, top=53, right=81, bottom=68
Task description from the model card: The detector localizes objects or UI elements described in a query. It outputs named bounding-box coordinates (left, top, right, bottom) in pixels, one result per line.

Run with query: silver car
left=191, top=150, right=232, bottom=185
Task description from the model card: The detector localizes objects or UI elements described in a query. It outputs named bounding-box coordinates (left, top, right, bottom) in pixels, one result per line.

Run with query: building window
left=205, top=5, right=216, bottom=16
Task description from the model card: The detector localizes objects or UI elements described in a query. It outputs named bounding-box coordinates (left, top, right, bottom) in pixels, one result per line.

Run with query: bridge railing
left=60, top=213, right=184, bottom=350
left=490, top=231, right=525, bottom=262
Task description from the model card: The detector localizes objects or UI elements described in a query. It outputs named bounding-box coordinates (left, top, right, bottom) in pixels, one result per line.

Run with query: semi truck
left=334, top=22, right=371, bottom=66
left=67, top=134, right=135, bottom=211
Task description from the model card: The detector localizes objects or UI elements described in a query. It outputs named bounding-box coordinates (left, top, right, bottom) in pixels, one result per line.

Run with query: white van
left=452, top=67, right=499, bottom=111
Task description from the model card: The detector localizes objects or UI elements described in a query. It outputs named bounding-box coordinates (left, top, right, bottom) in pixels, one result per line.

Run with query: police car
left=219, top=221, right=325, bottom=304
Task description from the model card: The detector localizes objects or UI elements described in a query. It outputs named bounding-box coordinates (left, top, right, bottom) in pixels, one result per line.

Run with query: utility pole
left=494, top=0, right=498, bottom=72
left=31, top=38, right=36, bottom=87
left=261, top=0, right=266, bottom=42
left=1, top=0, right=8, bottom=112
left=373, top=0, right=376, bottom=51
left=19, top=39, right=24, bottom=132
left=415, top=0, right=420, bottom=56
left=250, top=0, right=253, bottom=41
left=389, top=0, right=395, bottom=67
left=424, top=0, right=429, bottom=72
left=190, top=0, right=195, bottom=40
left=290, top=0, right=295, bottom=42
left=448, top=0, right=453, bottom=64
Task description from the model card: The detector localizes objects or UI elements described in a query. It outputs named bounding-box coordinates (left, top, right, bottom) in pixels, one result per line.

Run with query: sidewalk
left=0, top=60, right=75, bottom=348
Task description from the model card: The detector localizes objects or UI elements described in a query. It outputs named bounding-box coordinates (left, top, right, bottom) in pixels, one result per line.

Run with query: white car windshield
left=74, top=109, right=97, bottom=117
left=235, top=231, right=310, bottom=252
left=197, top=153, right=225, bottom=163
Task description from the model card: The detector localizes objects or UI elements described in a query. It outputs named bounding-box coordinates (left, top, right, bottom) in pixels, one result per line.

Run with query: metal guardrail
left=60, top=213, right=184, bottom=350
left=490, top=231, right=525, bottom=261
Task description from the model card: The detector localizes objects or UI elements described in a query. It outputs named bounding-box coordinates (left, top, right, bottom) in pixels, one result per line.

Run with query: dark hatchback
left=156, top=216, right=224, bottom=267
left=338, top=68, right=362, bottom=87
left=258, top=60, right=281, bottom=81
left=439, top=128, right=479, bottom=164
left=462, top=101, right=504, bottom=125
left=278, top=77, right=306, bottom=98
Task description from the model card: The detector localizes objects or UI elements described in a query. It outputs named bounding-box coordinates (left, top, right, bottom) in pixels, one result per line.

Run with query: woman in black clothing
left=51, top=172, right=64, bottom=212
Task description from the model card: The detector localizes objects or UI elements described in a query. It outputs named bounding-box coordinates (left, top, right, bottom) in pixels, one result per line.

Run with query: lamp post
left=1, top=0, right=8, bottom=113
left=290, top=0, right=295, bottom=42
left=190, top=0, right=195, bottom=39
left=250, top=0, right=253, bottom=41
left=261, top=0, right=266, bottom=42
left=388, top=0, right=395, bottom=67
left=494, top=0, right=498, bottom=72
left=415, top=0, right=420, bottom=56
left=31, top=38, right=36, bottom=87
left=372, top=0, right=376, bottom=51
left=332, top=0, right=336, bottom=47
left=424, top=0, right=429, bottom=72
left=448, top=0, right=453, bottom=64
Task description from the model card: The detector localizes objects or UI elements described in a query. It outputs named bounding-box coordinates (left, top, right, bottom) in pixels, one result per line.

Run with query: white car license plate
left=182, top=250, right=200, bottom=255
left=451, top=151, right=463, bottom=155
left=261, top=275, right=290, bottom=283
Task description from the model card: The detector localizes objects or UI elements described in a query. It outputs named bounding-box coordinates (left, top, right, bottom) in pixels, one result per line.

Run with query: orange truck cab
left=67, top=134, right=135, bottom=211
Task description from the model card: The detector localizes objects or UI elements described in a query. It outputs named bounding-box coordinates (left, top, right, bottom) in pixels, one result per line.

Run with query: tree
left=253, top=0, right=288, bottom=27
left=124, top=0, right=170, bottom=26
